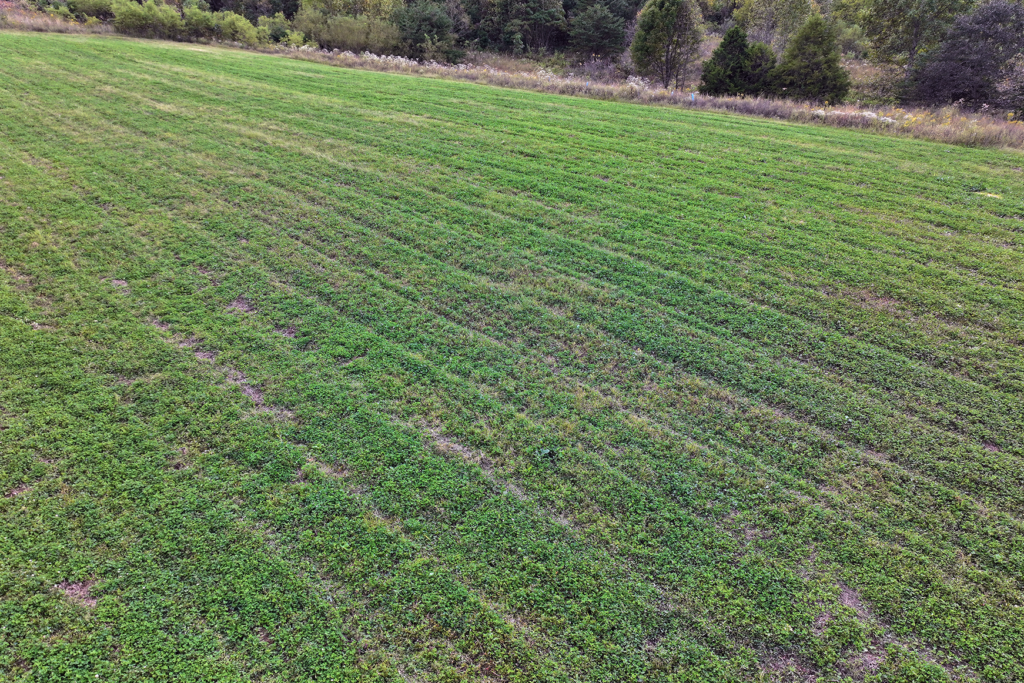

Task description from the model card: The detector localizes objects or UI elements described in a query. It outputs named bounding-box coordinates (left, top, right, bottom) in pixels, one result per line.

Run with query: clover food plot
left=1, top=32, right=1023, bottom=683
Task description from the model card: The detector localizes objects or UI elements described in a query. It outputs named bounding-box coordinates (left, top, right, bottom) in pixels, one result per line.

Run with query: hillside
left=1, top=32, right=1023, bottom=683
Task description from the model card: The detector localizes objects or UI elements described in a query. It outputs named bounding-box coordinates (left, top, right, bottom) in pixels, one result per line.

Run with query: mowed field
left=1, top=32, right=1024, bottom=683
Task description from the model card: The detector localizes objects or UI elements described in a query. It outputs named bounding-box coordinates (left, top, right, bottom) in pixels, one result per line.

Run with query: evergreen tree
left=631, top=0, right=704, bottom=88
left=699, top=26, right=751, bottom=95
left=570, top=2, right=626, bottom=57
left=771, top=14, right=850, bottom=101
left=745, top=40, right=776, bottom=94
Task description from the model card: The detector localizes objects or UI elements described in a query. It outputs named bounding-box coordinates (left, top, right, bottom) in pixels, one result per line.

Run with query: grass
left=1, top=31, right=1023, bottom=683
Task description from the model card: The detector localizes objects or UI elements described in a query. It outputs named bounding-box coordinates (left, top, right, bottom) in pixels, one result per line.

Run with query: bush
left=69, top=0, right=113, bottom=19
left=215, top=10, right=260, bottom=44
left=833, top=18, right=868, bottom=58
left=394, top=1, right=462, bottom=62
left=294, top=9, right=401, bottom=53
left=257, top=11, right=291, bottom=42
left=183, top=5, right=216, bottom=38
left=912, top=0, right=1024, bottom=107
left=569, top=2, right=626, bottom=58
left=112, top=0, right=183, bottom=39
left=770, top=14, right=849, bottom=102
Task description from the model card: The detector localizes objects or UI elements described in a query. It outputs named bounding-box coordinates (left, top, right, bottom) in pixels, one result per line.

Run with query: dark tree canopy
left=394, top=0, right=462, bottom=60
left=746, top=41, right=777, bottom=93
left=771, top=14, right=850, bottom=101
left=699, top=26, right=777, bottom=96
left=913, top=0, right=1024, bottom=106
left=699, top=26, right=752, bottom=95
left=570, top=2, right=626, bottom=57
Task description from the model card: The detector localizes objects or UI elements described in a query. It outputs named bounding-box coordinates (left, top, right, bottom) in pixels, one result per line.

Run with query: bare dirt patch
left=227, top=296, right=256, bottom=313
left=56, top=580, right=97, bottom=607
left=759, top=651, right=820, bottom=682
left=4, top=484, right=30, bottom=498
left=846, top=289, right=909, bottom=317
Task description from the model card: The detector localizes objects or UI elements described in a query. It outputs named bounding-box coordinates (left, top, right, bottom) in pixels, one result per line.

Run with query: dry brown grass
left=0, top=4, right=112, bottom=33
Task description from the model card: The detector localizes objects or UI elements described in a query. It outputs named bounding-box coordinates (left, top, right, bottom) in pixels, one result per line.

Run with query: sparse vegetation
left=2, top=31, right=1024, bottom=682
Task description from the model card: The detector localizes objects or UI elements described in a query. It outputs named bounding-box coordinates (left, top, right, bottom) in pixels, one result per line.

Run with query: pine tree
left=699, top=26, right=752, bottom=95
left=771, top=15, right=850, bottom=101
left=570, top=2, right=626, bottom=57
left=745, top=41, right=777, bottom=95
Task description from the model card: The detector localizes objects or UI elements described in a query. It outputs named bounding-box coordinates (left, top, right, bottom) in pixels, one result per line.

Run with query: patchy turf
left=1, top=31, right=1023, bottom=683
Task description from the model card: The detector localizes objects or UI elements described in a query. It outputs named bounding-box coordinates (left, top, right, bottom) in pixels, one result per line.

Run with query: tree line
left=33, top=0, right=1024, bottom=109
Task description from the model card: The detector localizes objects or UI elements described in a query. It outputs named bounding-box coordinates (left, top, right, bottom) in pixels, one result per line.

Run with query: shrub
left=394, top=1, right=462, bottom=62
left=912, top=0, right=1024, bottom=107
left=69, top=0, right=113, bottom=19
left=631, top=0, right=703, bottom=89
left=770, top=14, right=849, bottom=102
left=112, top=0, right=183, bottom=39
left=215, top=10, right=260, bottom=44
left=183, top=5, right=216, bottom=38
left=257, top=12, right=291, bottom=42
left=294, top=9, right=401, bottom=53
left=569, top=2, right=626, bottom=58
left=833, top=18, right=868, bottom=58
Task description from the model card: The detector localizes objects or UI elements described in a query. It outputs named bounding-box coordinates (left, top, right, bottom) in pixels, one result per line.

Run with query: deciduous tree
left=861, top=0, right=974, bottom=75
left=631, top=0, right=704, bottom=88
left=913, top=0, right=1024, bottom=105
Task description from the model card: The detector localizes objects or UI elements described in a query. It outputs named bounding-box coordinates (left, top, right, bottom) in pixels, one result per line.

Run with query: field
left=1, top=32, right=1023, bottom=683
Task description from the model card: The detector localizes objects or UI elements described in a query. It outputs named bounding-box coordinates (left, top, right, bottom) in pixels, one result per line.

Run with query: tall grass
left=0, top=6, right=112, bottom=33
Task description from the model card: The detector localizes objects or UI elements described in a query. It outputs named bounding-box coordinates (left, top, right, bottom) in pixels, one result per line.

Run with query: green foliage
left=3, top=31, right=1024, bottom=683
left=183, top=5, right=216, bottom=37
left=294, top=9, right=401, bottom=52
left=746, top=39, right=776, bottom=92
left=215, top=9, right=261, bottom=43
left=834, top=17, right=869, bottom=57
left=569, top=2, right=625, bottom=57
left=495, top=0, right=568, bottom=52
left=68, top=0, right=112, bottom=19
left=299, top=0, right=402, bottom=20
left=861, top=0, right=975, bottom=74
left=771, top=14, right=850, bottom=101
left=699, top=25, right=752, bottom=95
left=631, top=0, right=703, bottom=88
left=393, top=0, right=462, bottom=61
left=112, top=0, right=183, bottom=38
left=257, top=11, right=292, bottom=41
left=732, top=0, right=813, bottom=51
